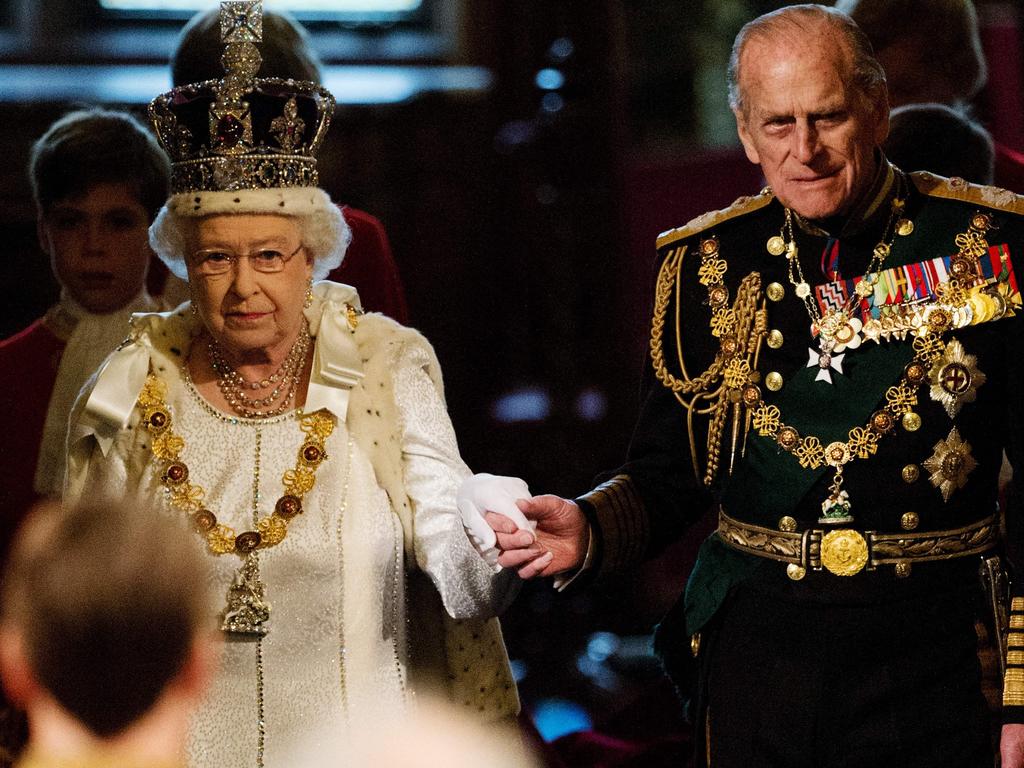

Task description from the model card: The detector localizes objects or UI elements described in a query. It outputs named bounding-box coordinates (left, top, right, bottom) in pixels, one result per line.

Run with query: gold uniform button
left=902, top=464, right=920, bottom=483
left=901, top=412, right=922, bottom=432
left=766, top=236, right=787, bottom=256
left=767, top=329, right=784, bottom=349
left=901, top=511, right=920, bottom=531
left=690, top=633, right=701, bottom=657
left=786, top=563, right=806, bottom=581
left=778, top=516, right=798, bottom=532
left=897, top=218, right=914, bottom=236
left=894, top=561, right=912, bottom=578
left=766, top=282, right=785, bottom=302
left=766, top=372, right=784, bottom=391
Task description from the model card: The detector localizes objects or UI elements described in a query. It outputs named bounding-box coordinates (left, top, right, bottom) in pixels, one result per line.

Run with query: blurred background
left=1, top=0, right=1022, bottom=759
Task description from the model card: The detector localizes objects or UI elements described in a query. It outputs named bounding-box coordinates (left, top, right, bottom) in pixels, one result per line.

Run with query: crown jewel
left=149, top=1, right=335, bottom=194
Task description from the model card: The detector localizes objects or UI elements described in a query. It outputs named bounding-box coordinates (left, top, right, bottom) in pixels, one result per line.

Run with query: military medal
left=806, top=345, right=844, bottom=383
left=923, top=427, right=977, bottom=501
left=819, top=441, right=854, bottom=524
left=773, top=193, right=906, bottom=385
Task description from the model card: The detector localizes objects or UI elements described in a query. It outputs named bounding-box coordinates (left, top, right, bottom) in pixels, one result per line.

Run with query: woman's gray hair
left=727, top=4, right=887, bottom=115
left=149, top=187, right=351, bottom=282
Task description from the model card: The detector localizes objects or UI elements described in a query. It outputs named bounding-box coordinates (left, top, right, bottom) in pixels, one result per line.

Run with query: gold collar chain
left=139, top=373, right=335, bottom=636
left=139, top=373, right=334, bottom=555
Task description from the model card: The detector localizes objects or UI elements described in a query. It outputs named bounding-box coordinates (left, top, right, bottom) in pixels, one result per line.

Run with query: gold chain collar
left=138, top=373, right=335, bottom=556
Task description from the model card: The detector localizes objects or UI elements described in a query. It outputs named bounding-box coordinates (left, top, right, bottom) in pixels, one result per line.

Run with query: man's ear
left=0, top=628, right=39, bottom=709
left=734, top=109, right=761, bottom=165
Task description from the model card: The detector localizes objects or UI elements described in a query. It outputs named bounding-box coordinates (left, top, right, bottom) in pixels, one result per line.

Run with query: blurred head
left=171, top=7, right=322, bottom=87
left=835, top=0, right=986, bottom=107
left=301, top=697, right=540, bottom=768
left=0, top=500, right=211, bottom=738
left=884, top=102, right=994, bottom=184
left=30, top=110, right=170, bottom=313
left=728, top=5, right=889, bottom=220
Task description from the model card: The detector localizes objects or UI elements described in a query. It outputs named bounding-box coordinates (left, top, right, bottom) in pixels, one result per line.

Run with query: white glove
left=457, top=473, right=534, bottom=569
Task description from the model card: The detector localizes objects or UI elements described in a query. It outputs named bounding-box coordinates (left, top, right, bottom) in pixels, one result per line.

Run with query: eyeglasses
left=190, top=243, right=304, bottom=276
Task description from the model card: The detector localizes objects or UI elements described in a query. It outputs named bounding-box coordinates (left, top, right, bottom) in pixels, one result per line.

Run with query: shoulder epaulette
left=911, top=171, right=1024, bottom=216
left=656, top=187, right=775, bottom=250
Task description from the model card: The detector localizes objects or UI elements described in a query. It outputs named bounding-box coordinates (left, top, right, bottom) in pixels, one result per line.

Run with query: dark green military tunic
left=576, top=160, right=1024, bottom=764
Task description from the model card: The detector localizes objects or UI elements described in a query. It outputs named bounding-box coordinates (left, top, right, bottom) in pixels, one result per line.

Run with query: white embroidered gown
left=71, top=341, right=517, bottom=767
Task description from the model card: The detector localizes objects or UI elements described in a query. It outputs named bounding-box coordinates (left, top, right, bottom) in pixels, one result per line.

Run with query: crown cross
left=210, top=1, right=264, bottom=156
left=220, top=1, right=263, bottom=44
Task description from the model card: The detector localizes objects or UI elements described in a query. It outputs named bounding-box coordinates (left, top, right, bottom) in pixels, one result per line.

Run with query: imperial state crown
left=149, top=1, right=335, bottom=194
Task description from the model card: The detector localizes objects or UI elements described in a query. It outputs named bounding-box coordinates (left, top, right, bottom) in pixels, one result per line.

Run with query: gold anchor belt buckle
left=819, top=529, right=868, bottom=576
left=716, top=509, right=998, bottom=577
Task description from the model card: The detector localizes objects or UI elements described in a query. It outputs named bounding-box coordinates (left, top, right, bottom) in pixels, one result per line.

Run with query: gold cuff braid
left=578, top=474, right=648, bottom=574
left=1005, top=598, right=1024, bottom=707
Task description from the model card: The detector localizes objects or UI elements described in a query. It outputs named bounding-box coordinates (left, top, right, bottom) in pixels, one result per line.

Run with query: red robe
left=329, top=206, right=408, bottom=324
left=0, top=319, right=65, bottom=556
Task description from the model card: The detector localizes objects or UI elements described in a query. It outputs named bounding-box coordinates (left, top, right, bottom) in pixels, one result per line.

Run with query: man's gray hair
left=727, top=4, right=887, bottom=114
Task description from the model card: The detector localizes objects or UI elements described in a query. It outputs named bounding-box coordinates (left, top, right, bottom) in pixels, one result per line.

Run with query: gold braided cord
left=650, top=246, right=724, bottom=394
left=650, top=247, right=764, bottom=396
left=650, top=236, right=767, bottom=486
left=704, top=396, right=730, bottom=485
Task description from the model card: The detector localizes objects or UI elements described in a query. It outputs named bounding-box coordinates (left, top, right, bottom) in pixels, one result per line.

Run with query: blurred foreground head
left=294, top=696, right=541, bottom=768
left=0, top=500, right=212, bottom=739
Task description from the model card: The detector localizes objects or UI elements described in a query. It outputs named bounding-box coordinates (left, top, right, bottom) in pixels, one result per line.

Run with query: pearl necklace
left=208, top=323, right=311, bottom=418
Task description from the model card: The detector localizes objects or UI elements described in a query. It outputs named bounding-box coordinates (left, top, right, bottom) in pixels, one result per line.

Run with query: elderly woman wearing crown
left=63, top=2, right=522, bottom=764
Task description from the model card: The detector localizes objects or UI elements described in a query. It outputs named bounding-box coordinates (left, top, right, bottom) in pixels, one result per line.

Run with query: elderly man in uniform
left=478, top=4, right=1024, bottom=766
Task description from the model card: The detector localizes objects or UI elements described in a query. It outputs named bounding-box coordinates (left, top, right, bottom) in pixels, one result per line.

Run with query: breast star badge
left=929, top=338, right=985, bottom=418
left=922, top=427, right=977, bottom=502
